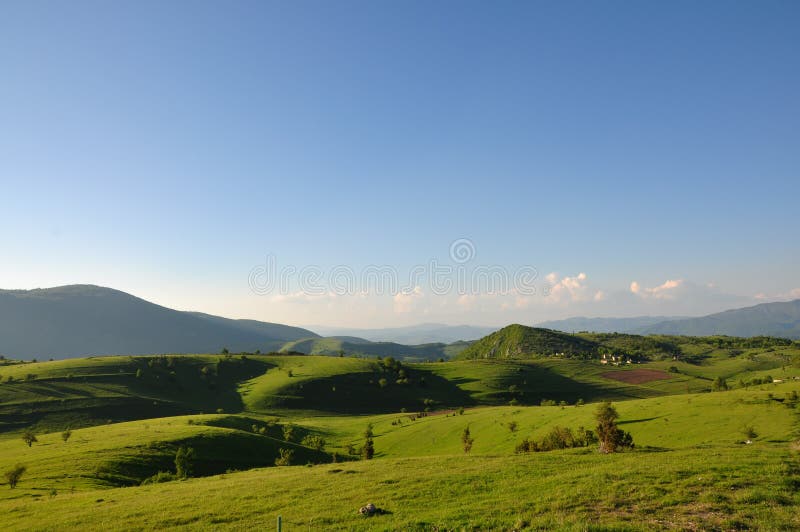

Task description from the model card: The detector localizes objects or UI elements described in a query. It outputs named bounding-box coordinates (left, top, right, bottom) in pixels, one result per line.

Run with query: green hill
left=278, top=337, right=458, bottom=361
left=458, top=324, right=600, bottom=359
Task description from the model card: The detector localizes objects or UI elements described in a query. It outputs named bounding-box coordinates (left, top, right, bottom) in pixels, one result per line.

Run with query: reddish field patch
left=602, top=368, right=673, bottom=384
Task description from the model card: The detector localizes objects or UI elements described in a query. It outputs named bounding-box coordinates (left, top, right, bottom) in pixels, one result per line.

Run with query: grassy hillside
left=459, top=324, right=800, bottom=364
left=1, top=382, right=798, bottom=530
left=278, top=336, right=458, bottom=360
left=3, top=344, right=798, bottom=434
left=459, top=324, right=600, bottom=359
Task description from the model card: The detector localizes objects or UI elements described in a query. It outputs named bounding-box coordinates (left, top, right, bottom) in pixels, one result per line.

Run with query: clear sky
left=1, top=1, right=798, bottom=327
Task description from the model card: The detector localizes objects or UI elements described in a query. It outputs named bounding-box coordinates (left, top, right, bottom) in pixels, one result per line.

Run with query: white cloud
left=629, top=279, right=684, bottom=299
left=544, top=272, right=602, bottom=303
left=755, top=287, right=800, bottom=301
left=270, top=291, right=338, bottom=303
left=393, top=286, right=424, bottom=313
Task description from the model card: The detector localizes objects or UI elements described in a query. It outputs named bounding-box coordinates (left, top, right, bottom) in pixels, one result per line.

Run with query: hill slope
left=0, top=285, right=318, bottom=359
left=278, top=337, right=457, bottom=360
left=640, top=299, right=800, bottom=338
left=458, top=324, right=600, bottom=359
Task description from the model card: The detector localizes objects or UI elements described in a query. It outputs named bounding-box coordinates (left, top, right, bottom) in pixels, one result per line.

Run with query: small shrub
left=175, top=446, right=196, bottom=478
left=508, top=421, right=518, bottom=433
left=22, top=430, right=37, bottom=447
left=462, top=426, right=474, bottom=454
left=275, top=448, right=294, bottom=466
left=302, top=434, right=326, bottom=451
left=4, top=464, right=26, bottom=489
left=141, top=471, right=178, bottom=485
left=61, top=429, right=72, bottom=443
left=742, top=425, right=758, bottom=440
left=282, top=424, right=295, bottom=442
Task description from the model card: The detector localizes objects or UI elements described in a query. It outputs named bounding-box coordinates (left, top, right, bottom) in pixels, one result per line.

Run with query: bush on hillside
left=4, top=464, right=26, bottom=489
left=141, top=471, right=178, bottom=485
left=515, top=426, right=596, bottom=453
left=275, top=448, right=294, bottom=466
left=595, top=402, right=634, bottom=453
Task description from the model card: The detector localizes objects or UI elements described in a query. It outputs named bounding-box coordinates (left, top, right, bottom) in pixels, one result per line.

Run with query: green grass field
left=1, top=348, right=799, bottom=530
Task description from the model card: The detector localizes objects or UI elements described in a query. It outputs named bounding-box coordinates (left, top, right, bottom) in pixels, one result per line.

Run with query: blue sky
left=1, top=1, right=798, bottom=327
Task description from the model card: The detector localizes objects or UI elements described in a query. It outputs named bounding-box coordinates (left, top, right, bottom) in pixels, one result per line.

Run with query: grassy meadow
left=0, top=341, right=799, bottom=530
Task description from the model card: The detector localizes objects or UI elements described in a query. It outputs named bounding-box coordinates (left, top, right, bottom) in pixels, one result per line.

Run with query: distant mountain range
left=0, top=285, right=466, bottom=360
left=637, top=299, right=800, bottom=338
left=539, top=300, right=800, bottom=339
left=0, top=285, right=318, bottom=359
left=2, top=285, right=798, bottom=360
left=309, top=323, right=499, bottom=345
left=536, top=316, right=687, bottom=334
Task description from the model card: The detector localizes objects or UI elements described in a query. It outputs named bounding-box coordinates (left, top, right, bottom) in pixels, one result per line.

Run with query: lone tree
left=282, top=424, right=295, bottom=442
left=462, top=426, right=474, bottom=454
left=4, top=464, right=26, bottom=489
left=174, top=446, right=196, bottom=478
left=22, top=430, right=37, bottom=447
left=595, top=402, right=633, bottom=454
left=61, top=429, right=72, bottom=443
left=275, top=448, right=294, bottom=466
left=362, top=423, right=375, bottom=460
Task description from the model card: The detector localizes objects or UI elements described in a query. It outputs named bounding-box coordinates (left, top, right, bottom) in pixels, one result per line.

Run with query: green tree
left=362, top=423, right=375, bottom=460
left=595, top=402, right=633, bottom=454
left=282, top=424, right=295, bottom=442
left=174, top=446, right=196, bottom=478
left=712, top=376, right=729, bottom=391
left=275, top=448, right=294, bottom=466
left=61, top=429, right=72, bottom=443
left=461, top=426, right=474, bottom=454
left=302, top=434, right=326, bottom=451
left=22, top=430, right=37, bottom=447
left=4, top=464, right=26, bottom=489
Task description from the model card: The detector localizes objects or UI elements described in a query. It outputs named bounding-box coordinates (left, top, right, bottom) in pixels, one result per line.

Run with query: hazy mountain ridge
left=638, top=299, right=800, bottom=338
left=536, top=316, right=687, bottom=334
left=0, top=285, right=318, bottom=359
left=309, top=323, right=498, bottom=344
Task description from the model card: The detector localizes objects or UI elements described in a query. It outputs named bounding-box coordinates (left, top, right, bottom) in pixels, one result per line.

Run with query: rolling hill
left=458, top=324, right=600, bottom=359
left=277, top=337, right=461, bottom=361
left=0, top=285, right=318, bottom=359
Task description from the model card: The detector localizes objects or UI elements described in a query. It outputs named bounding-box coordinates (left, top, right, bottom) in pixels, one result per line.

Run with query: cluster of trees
left=516, top=402, right=633, bottom=454
left=345, top=424, right=375, bottom=459
left=515, top=426, right=596, bottom=453
left=373, top=357, right=425, bottom=388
